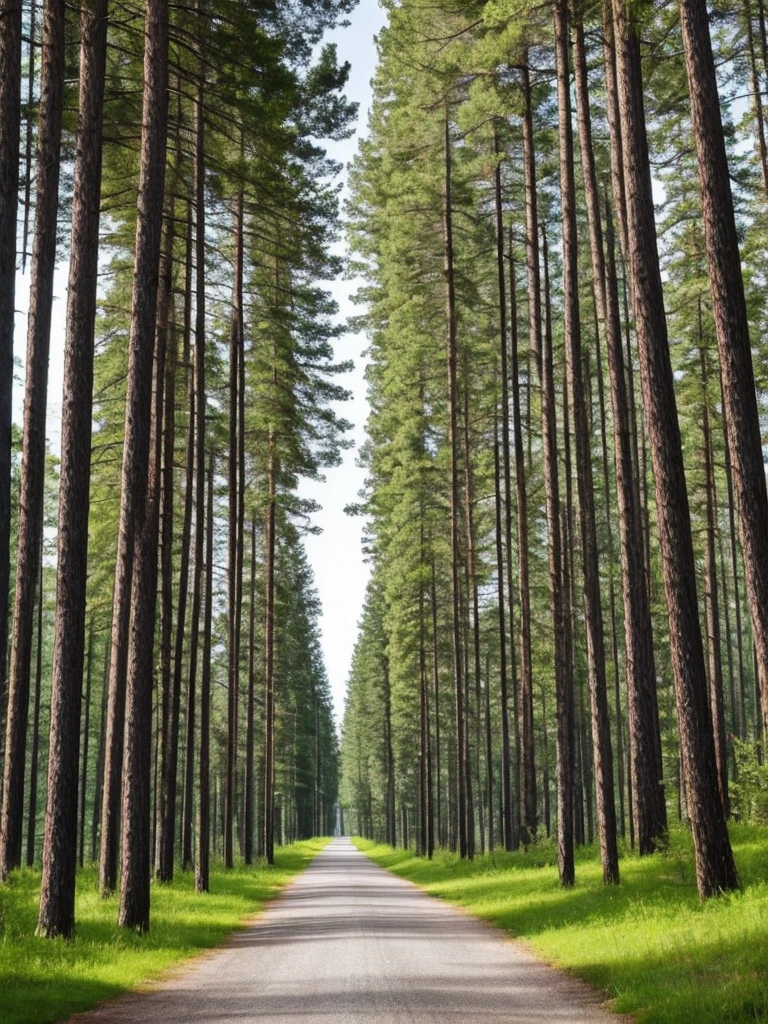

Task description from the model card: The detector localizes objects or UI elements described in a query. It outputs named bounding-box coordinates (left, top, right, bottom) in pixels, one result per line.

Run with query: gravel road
left=68, top=837, right=622, bottom=1023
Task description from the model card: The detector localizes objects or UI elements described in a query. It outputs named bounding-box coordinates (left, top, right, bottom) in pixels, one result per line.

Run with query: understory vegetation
left=355, top=829, right=768, bottom=1024
left=0, top=839, right=328, bottom=1024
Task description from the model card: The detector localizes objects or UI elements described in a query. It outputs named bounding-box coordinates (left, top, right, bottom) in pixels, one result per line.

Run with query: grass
left=0, top=837, right=328, bottom=1024
left=355, top=825, right=768, bottom=1024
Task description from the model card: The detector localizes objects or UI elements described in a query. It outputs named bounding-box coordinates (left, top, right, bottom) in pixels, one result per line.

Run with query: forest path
left=68, top=837, right=622, bottom=1023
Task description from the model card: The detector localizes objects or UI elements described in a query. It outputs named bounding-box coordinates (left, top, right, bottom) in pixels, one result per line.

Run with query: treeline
left=339, top=0, right=768, bottom=901
left=0, top=0, right=353, bottom=937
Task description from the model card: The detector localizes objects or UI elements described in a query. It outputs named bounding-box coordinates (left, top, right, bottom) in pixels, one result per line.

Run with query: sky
left=298, top=0, right=387, bottom=720
left=14, top=0, right=387, bottom=723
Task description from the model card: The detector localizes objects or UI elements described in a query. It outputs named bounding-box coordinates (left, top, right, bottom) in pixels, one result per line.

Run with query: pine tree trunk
left=116, top=0, right=169, bottom=929
left=555, top=0, right=619, bottom=884
left=430, top=558, right=442, bottom=847
left=183, top=65, right=206, bottom=872
left=574, top=19, right=626, bottom=839
left=541, top=683, right=551, bottom=837
left=611, top=0, right=737, bottom=897
left=521, top=61, right=550, bottom=853
left=156, top=236, right=179, bottom=883
left=91, top=644, right=109, bottom=864
left=700, top=336, right=729, bottom=816
left=561, top=367, right=582, bottom=849
left=195, top=452, right=214, bottom=893
left=443, top=117, right=468, bottom=859
left=79, top=620, right=94, bottom=870
left=594, top=305, right=626, bottom=838
left=21, top=0, right=35, bottom=273
left=601, top=0, right=630, bottom=262
left=574, top=16, right=666, bottom=853
left=720, top=369, right=748, bottom=738
left=263, top=434, right=277, bottom=864
left=492, top=144, right=521, bottom=851
left=718, top=506, right=740, bottom=756
left=244, top=515, right=257, bottom=865
left=418, top=511, right=434, bottom=857
left=0, top=0, right=65, bottom=882
left=541, top=225, right=574, bottom=886
left=383, top=650, right=396, bottom=846
left=120, top=236, right=168, bottom=930
left=168, top=207, right=194, bottom=868
left=461, top=368, right=478, bottom=859
left=680, top=0, right=768, bottom=746
left=26, top=554, right=44, bottom=868
left=0, top=0, right=21, bottom=769
left=419, top=560, right=428, bottom=856
left=226, top=188, right=245, bottom=869
left=508, top=246, right=536, bottom=848
left=605, top=204, right=667, bottom=851
left=492, top=409, right=513, bottom=853
left=484, top=652, right=494, bottom=852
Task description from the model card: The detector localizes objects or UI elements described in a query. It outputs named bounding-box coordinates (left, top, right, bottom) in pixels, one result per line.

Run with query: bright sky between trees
left=298, top=0, right=387, bottom=721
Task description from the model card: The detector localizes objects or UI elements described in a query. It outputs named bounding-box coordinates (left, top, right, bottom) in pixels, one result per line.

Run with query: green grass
left=0, top=838, right=328, bottom=1024
left=355, top=826, right=768, bottom=1024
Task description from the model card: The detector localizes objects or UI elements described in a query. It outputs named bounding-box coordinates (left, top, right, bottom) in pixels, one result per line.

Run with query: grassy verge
left=0, top=837, right=328, bottom=1024
left=355, top=826, right=768, bottom=1024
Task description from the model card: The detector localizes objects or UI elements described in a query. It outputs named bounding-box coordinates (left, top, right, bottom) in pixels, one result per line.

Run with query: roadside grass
left=355, top=825, right=768, bottom=1024
left=0, top=837, right=328, bottom=1024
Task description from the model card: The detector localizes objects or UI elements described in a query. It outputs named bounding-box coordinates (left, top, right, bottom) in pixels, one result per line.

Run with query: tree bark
left=244, top=514, right=257, bottom=864
left=183, top=61, right=206, bottom=872
left=168, top=203, right=193, bottom=871
left=263, top=432, right=277, bottom=864
left=492, top=142, right=523, bottom=851
left=430, top=558, right=442, bottom=847
left=0, top=0, right=65, bottom=882
left=0, top=0, right=21, bottom=770
left=574, top=14, right=666, bottom=853
left=79, top=620, right=94, bottom=870
left=91, top=642, right=109, bottom=864
left=720, top=369, right=747, bottom=739
left=541, top=225, right=574, bottom=886
left=443, top=117, right=468, bottom=859
left=21, top=0, right=35, bottom=273
left=680, top=0, right=768, bottom=747
left=226, top=188, right=245, bottom=869
left=605, top=201, right=667, bottom=851
left=195, top=452, right=214, bottom=893
left=555, top=0, right=619, bottom=884
left=492, top=409, right=513, bottom=852
left=116, top=0, right=169, bottom=929
left=156, top=233, right=178, bottom=883
left=611, top=0, right=737, bottom=896
left=119, top=228, right=169, bottom=931
left=26, top=553, right=44, bottom=868
left=700, top=335, right=729, bottom=816
left=508, top=246, right=536, bottom=848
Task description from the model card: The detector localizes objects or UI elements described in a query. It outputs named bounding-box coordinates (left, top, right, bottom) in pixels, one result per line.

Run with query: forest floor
left=356, top=824, right=768, bottom=1024
left=0, top=837, right=329, bottom=1024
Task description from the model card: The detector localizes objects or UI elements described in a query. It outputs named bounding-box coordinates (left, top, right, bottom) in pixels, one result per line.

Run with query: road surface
left=70, top=837, right=621, bottom=1023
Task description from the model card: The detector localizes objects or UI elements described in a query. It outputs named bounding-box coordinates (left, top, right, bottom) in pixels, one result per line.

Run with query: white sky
left=16, top=0, right=385, bottom=722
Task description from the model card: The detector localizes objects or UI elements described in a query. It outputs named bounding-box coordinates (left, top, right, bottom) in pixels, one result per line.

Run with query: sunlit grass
left=355, top=825, right=768, bottom=1024
left=0, top=837, right=329, bottom=1024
